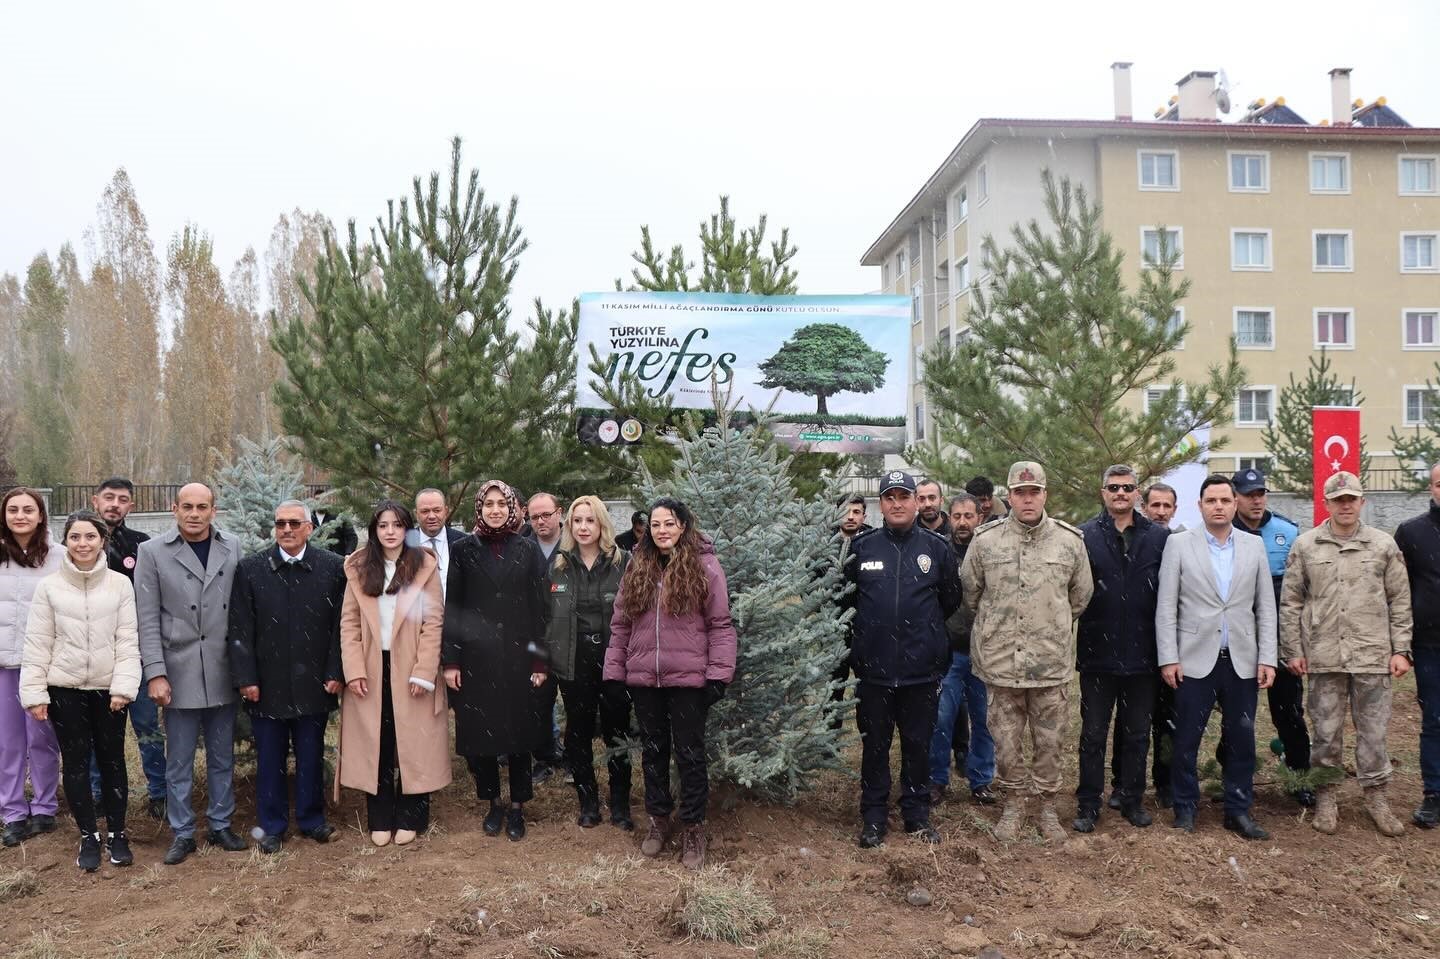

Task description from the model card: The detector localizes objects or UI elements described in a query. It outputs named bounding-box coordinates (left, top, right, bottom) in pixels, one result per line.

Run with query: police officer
left=1280, top=472, right=1412, bottom=836
left=1231, top=467, right=1314, bottom=805
left=962, top=462, right=1093, bottom=843
left=845, top=471, right=962, bottom=848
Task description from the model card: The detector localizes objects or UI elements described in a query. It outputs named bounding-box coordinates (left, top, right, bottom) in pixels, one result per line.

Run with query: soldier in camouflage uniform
left=1279, top=471, right=1413, bottom=836
left=961, top=462, right=1093, bottom=843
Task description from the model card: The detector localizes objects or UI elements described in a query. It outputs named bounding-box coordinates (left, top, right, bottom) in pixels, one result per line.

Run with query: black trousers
left=1211, top=666, right=1310, bottom=774
left=535, top=675, right=561, bottom=764
left=856, top=680, right=938, bottom=827
left=1110, top=676, right=1176, bottom=795
left=558, top=634, right=632, bottom=803
left=829, top=656, right=852, bottom=730
left=49, top=687, right=128, bottom=834
left=630, top=686, right=709, bottom=825
left=1172, top=652, right=1258, bottom=816
left=367, top=654, right=429, bottom=832
left=953, top=698, right=970, bottom=763
left=1079, top=672, right=1156, bottom=812
left=468, top=753, right=534, bottom=804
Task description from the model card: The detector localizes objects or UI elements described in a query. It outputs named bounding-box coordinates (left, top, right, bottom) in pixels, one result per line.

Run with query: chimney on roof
left=1111, top=62, right=1134, bottom=121
left=1329, top=67, right=1353, bottom=126
left=1176, top=70, right=1218, bottom=121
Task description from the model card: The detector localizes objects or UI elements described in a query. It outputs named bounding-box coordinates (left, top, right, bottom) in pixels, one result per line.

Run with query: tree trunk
left=816, top=392, right=829, bottom=415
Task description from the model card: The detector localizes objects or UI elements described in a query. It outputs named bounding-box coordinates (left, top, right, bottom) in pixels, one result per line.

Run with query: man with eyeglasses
left=228, top=500, right=347, bottom=853
left=413, top=489, right=467, bottom=598
left=1074, top=465, right=1170, bottom=832
left=527, top=493, right=565, bottom=562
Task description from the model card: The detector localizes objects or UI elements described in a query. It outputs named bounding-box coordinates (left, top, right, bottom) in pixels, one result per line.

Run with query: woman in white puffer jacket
left=21, top=510, right=140, bottom=873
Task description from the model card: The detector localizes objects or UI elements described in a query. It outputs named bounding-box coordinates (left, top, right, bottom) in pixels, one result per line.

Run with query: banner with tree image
left=577, top=292, right=909, bottom=453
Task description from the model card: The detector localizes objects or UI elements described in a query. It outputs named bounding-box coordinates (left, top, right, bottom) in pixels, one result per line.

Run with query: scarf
left=473, top=479, right=523, bottom=540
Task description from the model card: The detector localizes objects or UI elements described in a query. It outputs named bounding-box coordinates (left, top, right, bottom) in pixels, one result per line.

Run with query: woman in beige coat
left=21, top=510, right=140, bottom=872
left=339, top=500, right=450, bottom=847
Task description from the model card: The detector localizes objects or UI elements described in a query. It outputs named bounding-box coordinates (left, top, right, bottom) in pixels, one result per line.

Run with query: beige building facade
left=863, top=65, right=1440, bottom=481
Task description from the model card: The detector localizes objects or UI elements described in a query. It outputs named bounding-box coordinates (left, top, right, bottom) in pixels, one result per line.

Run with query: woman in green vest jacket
left=546, top=495, right=633, bottom=830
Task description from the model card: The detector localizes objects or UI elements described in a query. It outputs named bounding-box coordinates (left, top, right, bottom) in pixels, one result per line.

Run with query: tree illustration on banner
left=758, top=323, right=889, bottom=414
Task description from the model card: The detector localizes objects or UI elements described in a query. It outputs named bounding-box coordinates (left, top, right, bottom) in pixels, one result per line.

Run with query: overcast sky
left=3, top=0, right=1436, bottom=321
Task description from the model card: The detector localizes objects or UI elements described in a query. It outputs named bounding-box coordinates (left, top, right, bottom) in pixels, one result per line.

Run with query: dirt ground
left=3, top=676, right=1438, bottom=959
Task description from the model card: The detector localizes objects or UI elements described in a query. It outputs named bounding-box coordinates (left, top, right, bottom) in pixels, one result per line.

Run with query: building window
left=911, top=282, right=923, bottom=325
left=1405, top=386, right=1438, bottom=426
left=954, top=256, right=970, bottom=293
left=1402, top=233, right=1439, bottom=273
left=1141, top=227, right=1183, bottom=268
left=896, top=249, right=906, bottom=276
left=1314, top=231, right=1352, bottom=271
left=1229, top=152, right=1269, bottom=192
left=937, top=326, right=951, bottom=350
left=1231, top=230, right=1272, bottom=271
left=976, top=165, right=989, bottom=202
left=909, top=231, right=921, bottom=260
left=1310, top=152, right=1350, bottom=193
left=1405, top=309, right=1440, bottom=349
left=914, top=401, right=925, bottom=440
left=1237, top=388, right=1274, bottom=426
left=1235, top=308, right=1274, bottom=349
left=1237, top=456, right=1272, bottom=473
left=1143, top=384, right=1186, bottom=414
left=1400, top=155, right=1438, bottom=195
left=1160, top=307, right=1185, bottom=348
left=955, top=189, right=969, bottom=222
left=1138, top=150, right=1179, bottom=190
left=1314, top=309, right=1353, bottom=349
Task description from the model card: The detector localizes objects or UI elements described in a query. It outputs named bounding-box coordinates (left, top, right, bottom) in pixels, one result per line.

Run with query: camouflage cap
left=1007, top=461, right=1046, bottom=490
left=1323, top=470, right=1364, bottom=499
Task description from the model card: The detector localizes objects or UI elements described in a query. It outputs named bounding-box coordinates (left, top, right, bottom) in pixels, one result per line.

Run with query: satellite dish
left=1215, top=69, right=1233, bottom=114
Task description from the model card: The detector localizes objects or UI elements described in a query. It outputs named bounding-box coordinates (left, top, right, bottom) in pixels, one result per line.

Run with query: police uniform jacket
left=843, top=522, right=962, bottom=687
left=1234, top=509, right=1299, bottom=605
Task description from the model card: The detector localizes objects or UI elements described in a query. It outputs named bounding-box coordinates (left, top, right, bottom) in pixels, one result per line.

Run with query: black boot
left=576, top=785, right=602, bottom=828
left=482, top=801, right=505, bottom=836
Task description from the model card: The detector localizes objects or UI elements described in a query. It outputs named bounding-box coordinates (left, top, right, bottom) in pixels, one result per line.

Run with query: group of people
left=836, top=462, right=1434, bottom=847
left=0, top=479, right=734, bottom=873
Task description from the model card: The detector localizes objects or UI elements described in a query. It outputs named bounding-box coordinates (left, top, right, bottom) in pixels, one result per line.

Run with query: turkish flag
left=1312, top=406, right=1361, bottom=523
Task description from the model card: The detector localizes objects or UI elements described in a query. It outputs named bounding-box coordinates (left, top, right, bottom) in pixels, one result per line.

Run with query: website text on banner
left=576, top=292, right=910, bottom=454
left=1312, top=406, right=1361, bottom=523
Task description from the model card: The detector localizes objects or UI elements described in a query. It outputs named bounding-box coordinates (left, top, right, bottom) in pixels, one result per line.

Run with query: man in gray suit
left=135, top=482, right=249, bottom=865
left=1155, top=474, right=1278, bottom=840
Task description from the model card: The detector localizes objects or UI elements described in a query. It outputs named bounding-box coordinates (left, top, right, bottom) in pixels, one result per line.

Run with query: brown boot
left=1312, top=785, right=1338, bottom=835
left=1037, top=804, right=1068, bottom=844
left=1364, top=786, right=1405, bottom=837
left=680, top=823, right=706, bottom=870
left=641, top=815, right=672, bottom=857
left=993, top=796, right=1027, bottom=842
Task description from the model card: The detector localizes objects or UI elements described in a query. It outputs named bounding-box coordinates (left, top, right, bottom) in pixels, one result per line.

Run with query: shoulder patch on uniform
left=852, top=527, right=880, bottom=544
left=1271, top=512, right=1300, bottom=529
left=916, top=526, right=949, bottom=543
left=973, top=518, right=1004, bottom=538
left=1052, top=519, right=1083, bottom=536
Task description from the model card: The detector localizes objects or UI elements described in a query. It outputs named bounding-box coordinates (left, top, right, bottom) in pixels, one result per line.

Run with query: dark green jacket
left=546, top=547, right=629, bottom=681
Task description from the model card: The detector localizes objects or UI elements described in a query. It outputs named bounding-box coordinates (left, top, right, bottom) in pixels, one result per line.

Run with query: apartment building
left=862, top=64, right=1440, bottom=476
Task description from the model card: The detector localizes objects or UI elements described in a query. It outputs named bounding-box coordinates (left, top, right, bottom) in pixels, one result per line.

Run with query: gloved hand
left=704, top=679, right=727, bottom=706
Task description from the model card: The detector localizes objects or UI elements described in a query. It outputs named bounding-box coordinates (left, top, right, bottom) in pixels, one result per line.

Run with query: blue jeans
left=1415, top=646, right=1440, bottom=796
left=91, top=679, right=166, bottom=801
left=929, top=653, right=994, bottom=789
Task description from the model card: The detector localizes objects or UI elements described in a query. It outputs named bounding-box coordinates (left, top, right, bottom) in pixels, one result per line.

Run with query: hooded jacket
left=19, top=554, right=141, bottom=705
left=604, top=537, right=737, bottom=688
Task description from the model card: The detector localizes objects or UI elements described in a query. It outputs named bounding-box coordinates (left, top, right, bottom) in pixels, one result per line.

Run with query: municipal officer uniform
left=844, top=471, right=962, bottom=846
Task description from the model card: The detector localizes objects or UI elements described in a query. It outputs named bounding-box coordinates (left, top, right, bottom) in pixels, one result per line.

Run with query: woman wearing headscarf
left=605, top=497, right=736, bottom=870
left=338, top=500, right=451, bottom=847
left=443, top=480, right=552, bottom=841
left=546, top=495, right=633, bottom=830
left=0, top=487, right=63, bottom=848
left=21, top=510, right=140, bottom=871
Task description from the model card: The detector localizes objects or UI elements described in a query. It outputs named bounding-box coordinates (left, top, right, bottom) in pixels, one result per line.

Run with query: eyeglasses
left=530, top=509, right=560, bottom=522
left=274, top=519, right=309, bottom=529
left=1104, top=484, right=1137, bottom=494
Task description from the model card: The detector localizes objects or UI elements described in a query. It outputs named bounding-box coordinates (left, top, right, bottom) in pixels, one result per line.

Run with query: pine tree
left=13, top=251, right=76, bottom=485
left=212, top=435, right=339, bottom=555
left=1261, top=349, right=1369, bottom=497
left=1390, top=361, right=1440, bottom=490
left=635, top=382, right=852, bottom=803
left=271, top=138, right=624, bottom=515
left=913, top=170, right=1247, bottom=520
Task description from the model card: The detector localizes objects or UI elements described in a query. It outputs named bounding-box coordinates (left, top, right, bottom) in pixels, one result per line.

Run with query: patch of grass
left=167, top=931, right=240, bottom=959
left=238, top=847, right=293, bottom=877
left=674, top=867, right=778, bottom=945
left=240, top=934, right=291, bottom=959
left=758, top=927, right=831, bottom=959
left=10, top=930, right=65, bottom=959
left=459, top=883, right=486, bottom=906
left=127, top=865, right=164, bottom=890
left=0, top=867, right=41, bottom=902
left=524, top=929, right=563, bottom=959
left=344, top=864, right=376, bottom=883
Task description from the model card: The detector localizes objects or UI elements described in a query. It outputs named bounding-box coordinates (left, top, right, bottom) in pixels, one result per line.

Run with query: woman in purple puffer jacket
left=604, top=497, right=735, bottom=871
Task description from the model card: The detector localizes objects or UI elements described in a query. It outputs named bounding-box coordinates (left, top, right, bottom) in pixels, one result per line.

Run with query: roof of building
left=1353, top=100, right=1412, bottom=127
left=860, top=116, right=1440, bottom=266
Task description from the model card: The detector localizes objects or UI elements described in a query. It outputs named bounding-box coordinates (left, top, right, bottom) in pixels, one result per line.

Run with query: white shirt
left=280, top=544, right=306, bottom=564
left=422, top=530, right=449, bottom=596
left=377, top=560, right=398, bottom=652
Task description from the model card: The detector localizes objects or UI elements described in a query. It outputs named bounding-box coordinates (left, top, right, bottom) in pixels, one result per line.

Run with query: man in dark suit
left=1155, top=474, right=1278, bottom=840
left=615, top=512, right=647, bottom=552
left=229, top=500, right=347, bottom=853
left=311, top=507, right=358, bottom=556
left=413, top=488, right=468, bottom=597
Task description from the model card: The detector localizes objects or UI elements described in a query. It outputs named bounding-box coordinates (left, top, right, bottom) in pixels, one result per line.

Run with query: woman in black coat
left=442, top=480, right=551, bottom=841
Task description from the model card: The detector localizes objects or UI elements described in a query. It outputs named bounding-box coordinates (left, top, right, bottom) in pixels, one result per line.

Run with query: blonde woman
left=546, top=497, right=633, bottom=830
